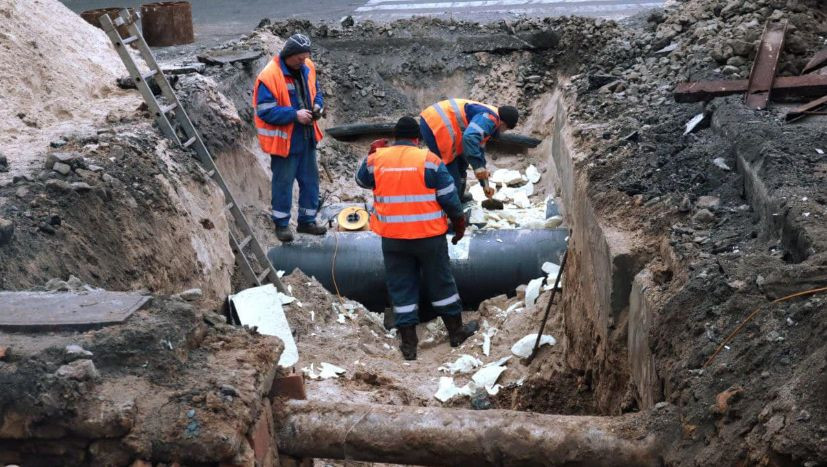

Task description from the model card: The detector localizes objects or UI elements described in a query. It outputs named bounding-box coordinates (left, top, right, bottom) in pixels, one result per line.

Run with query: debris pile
left=0, top=293, right=282, bottom=465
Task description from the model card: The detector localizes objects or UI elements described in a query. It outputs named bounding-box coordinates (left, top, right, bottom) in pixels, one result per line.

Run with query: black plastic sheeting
left=268, top=229, right=568, bottom=312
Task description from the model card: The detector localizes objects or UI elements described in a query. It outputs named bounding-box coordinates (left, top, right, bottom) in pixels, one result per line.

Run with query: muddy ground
left=1, top=0, right=826, bottom=465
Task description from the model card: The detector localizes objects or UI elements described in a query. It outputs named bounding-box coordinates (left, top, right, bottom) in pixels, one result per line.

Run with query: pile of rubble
left=0, top=291, right=282, bottom=465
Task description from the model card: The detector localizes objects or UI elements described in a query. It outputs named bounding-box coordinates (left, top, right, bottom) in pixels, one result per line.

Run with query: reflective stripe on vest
left=252, top=58, right=324, bottom=157
left=368, top=146, right=449, bottom=240
left=420, top=99, right=498, bottom=164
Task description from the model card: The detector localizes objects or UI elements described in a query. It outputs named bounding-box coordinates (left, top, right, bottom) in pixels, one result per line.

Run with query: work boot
left=297, top=222, right=327, bottom=236
left=398, top=325, right=418, bottom=360
left=442, top=314, right=479, bottom=348
left=275, top=225, right=293, bottom=243
left=460, top=190, right=473, bottom=203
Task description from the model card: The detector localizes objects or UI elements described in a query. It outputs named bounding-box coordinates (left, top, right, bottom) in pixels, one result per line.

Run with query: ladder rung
left=114, top=17, right=125, bottom=27
left=238, top=235, right=252, bottom=249
left=121, top=35, right=139, bottom=45
left=224, top=202, right=234, bottom=211
left=141, top=69, right=158, bottom=81
left=257, top=269, right=271, bottom=284
left=160, top=103, right=177, bottom=114
left=183, top=137, right=197, bottom=148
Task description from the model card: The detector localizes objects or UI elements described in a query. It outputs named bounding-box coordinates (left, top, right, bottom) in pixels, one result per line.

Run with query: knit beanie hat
left=280, top=33, right=312, bottom=58
left=498, top=106, right=519, bottom=129
left=394, top=116, right=420, bottom=139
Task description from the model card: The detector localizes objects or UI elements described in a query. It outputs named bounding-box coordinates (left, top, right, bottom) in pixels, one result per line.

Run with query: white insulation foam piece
left=490, top=168, right=522, bottom=185
left=439, top=354, right=483, bottom=374
left=230, top=284, right=298, bottom=368
left=434, top=377, right=475, bottom=402
left=511, top=333, right=557, bottom=358
left=525, top=277, right=544, bottom=307
left=525, top=164, right=541, bottom=183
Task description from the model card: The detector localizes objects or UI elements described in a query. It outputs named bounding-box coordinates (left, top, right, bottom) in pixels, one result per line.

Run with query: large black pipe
left=268, top=229, right=568, bottom=312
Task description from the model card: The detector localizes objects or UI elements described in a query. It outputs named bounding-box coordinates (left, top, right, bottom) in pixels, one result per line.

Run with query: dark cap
left=394, top=116, right=420, bottom=139
left=280, top=33, right=312, bottom=58
left=498, top=105, right=519, bottom=129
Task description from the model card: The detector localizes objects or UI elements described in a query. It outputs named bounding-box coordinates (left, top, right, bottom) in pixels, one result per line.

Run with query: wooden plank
left=0, top=291, right=150, bottom=331
left=745, top=19, right=787, bottom=110
left=802, top=48, right=827, bottom=75
left=785, top=94, right=827, bottom=122
left=674, top=74, right=827, bottom=103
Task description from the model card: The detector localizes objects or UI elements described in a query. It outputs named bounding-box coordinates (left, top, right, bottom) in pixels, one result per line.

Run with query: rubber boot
left=398, top=325, right=418, bottom=361
left=442, top=314, right=479, bottom=347
left=275, top=225, right=293, bottom=243
left=297, top=222, right=327, bottom=235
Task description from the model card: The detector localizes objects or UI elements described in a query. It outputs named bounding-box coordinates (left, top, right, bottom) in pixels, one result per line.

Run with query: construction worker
left=356, top=116, right=478, bottom=360
left=419, top=99, right=519, bottom=201
left=253, top=33, right=327, bottom=243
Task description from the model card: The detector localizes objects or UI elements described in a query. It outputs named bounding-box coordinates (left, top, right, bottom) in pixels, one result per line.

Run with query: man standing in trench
left=253, top=33, right=327, bottom=243
left=419, top=99, right=519, bottom=201
left=356, top=116, right=478, bottom=360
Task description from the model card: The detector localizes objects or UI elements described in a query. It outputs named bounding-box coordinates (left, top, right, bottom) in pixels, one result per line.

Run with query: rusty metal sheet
left=786, top=94, right=827, bottom=122
left=802, top=48, right=827, bottom=75
left=745, top=19, right=787, bottom=110
left=674, top=74, right=827, bottom=103
left=0, top=291, right=150, bottom=331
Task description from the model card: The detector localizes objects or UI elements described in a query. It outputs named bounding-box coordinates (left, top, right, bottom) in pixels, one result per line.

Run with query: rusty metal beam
left=674, top=74, right=827, bottom=103
left=786, top=94, right=827, bottom=122
left=745, top=19, right=787, bottom=110
left=274, top=400, right=681, bottom=467
left=802, top=48, right=827, bottom=75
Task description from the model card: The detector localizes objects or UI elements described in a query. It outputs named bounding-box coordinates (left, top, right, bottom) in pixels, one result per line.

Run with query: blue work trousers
left=381, top=234, right=462, bottom=328
left=270, top=148, right=319, bottom=227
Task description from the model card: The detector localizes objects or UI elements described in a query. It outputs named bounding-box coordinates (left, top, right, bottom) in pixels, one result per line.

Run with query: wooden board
left=745, top=20, right=787, bottom=110
left=673, top=74, right=827, bottom=103
left=0, top=291, right=150, bottom=331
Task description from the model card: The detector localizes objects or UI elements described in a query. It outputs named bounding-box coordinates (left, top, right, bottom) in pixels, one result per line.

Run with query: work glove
left=450, top=217, right=466, bottom=244
left=368, top=138, right=389, bottom=155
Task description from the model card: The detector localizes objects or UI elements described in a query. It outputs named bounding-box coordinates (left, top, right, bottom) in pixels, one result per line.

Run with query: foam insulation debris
left=229, top=284, right=298, bottom=367
left=303, top=362, right=347, bottom=380
left=439, top=354, right=483, bottom=374
left=511, top=334, right=557, bottom=358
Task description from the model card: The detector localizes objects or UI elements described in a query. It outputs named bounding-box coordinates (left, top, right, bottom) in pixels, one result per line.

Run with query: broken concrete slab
left=0, top=291, right=150, bottom=331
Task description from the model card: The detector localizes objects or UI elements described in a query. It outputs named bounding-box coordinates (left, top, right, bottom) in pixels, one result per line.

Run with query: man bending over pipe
left=355, top=116, right=478, bottom=360
left=419, top=99, right=519, bottom=202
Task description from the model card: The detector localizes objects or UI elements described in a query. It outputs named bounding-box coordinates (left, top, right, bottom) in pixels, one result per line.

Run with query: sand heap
left=0, top=0, right=137, bottom=174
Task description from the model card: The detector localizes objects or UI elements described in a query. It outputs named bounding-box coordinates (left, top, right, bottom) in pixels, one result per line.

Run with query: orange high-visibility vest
left=420, top=99, right=498, bottom=164
left=253, top=58, right=324, bottom=157
left=368, top=146, right=449, bottom=240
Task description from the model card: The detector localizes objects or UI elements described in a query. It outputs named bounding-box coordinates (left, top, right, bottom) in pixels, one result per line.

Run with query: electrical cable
left=704, top=285, right=827, bottom=367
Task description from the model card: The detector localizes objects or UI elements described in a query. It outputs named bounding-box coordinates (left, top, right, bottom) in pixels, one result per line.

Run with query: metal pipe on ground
left=274, top=400, right=679, bottom=466
left=268, top=229, right=569, bottom=311
left=325, top=122, right=542, bottom=149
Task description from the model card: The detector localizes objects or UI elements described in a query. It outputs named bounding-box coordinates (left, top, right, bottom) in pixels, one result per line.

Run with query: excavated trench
left=4, top=2, right=826, bottom=464
left=200, top=26, right=641, bottom=422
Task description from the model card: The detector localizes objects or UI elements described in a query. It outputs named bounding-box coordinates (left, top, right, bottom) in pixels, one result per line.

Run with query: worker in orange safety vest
left=355, top=116, right=478, bottom=360
left=420, top=99, right=519, bottom=202
left=253, top=33, right=326, bottom=243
